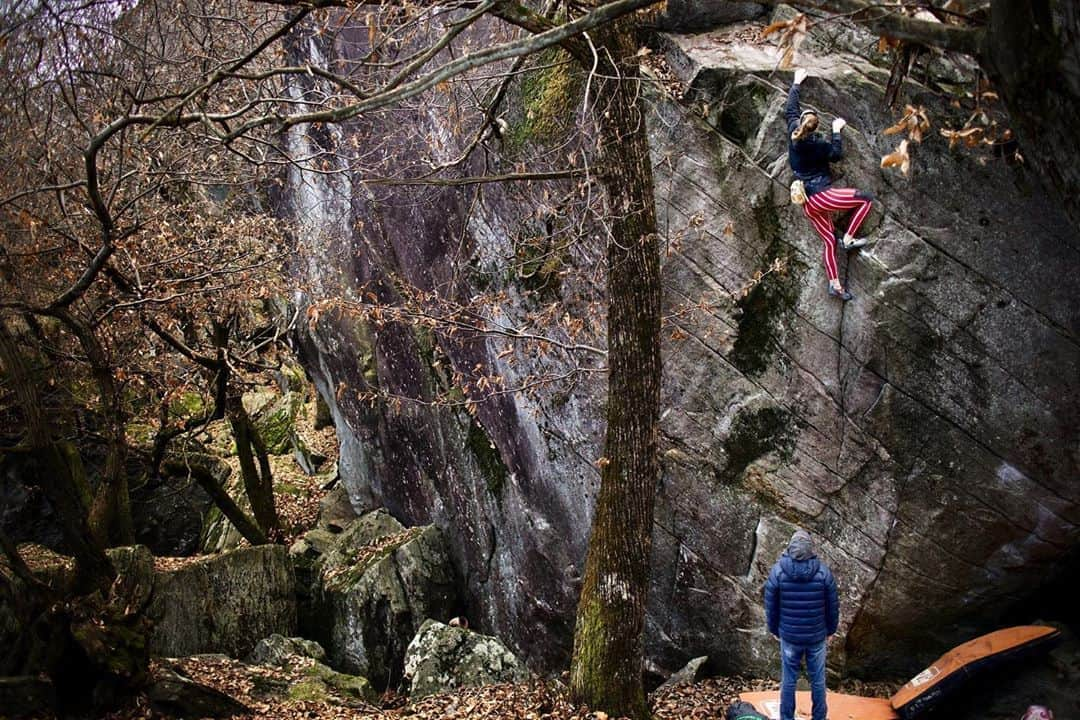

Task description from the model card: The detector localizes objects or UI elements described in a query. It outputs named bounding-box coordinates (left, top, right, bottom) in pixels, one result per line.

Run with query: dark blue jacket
left=764, top=550, right=840, bottom=646
left=786, top=84, right=842, bottom=197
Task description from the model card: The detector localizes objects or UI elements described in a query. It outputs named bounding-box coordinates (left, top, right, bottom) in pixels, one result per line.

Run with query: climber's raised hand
left=793, top=68, right=808, bottom=85
left=832, top=117, right=847, bottom=133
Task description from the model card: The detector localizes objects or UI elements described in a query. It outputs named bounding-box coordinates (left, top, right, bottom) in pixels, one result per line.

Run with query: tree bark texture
left=227, top=396, right=280, bottom=537
left=0, top=319, right=115, bottom=593
left=568, top=18, right=662, bottom=720
left=52, top=309, right=134, bottom=547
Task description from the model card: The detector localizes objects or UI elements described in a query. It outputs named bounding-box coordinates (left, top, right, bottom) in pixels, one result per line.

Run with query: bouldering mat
left=738, top=691, right=898, bottom=720
left=889, top=625, right=1061, bottom=718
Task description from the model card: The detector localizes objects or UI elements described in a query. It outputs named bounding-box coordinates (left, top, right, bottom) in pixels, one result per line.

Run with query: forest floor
left=92, top=654, right=900, bottom=720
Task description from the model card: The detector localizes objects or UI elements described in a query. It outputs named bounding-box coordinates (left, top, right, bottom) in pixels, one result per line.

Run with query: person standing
left=764, top=529, right=840, bottom=720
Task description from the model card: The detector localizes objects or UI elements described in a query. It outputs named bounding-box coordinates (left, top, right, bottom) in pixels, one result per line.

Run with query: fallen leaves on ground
left=84, top=653, right=901, bottom=720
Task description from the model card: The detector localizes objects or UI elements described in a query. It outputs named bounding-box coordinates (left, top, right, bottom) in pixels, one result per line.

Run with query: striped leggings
left=802, top=187, right=873, bottom=281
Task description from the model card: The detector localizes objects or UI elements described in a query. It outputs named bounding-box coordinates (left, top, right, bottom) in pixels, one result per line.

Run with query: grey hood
left=787, top=530, right=815, bottom=561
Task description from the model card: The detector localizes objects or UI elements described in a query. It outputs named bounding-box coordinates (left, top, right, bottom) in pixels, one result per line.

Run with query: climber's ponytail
left=791, top=112, right=819, bottom=142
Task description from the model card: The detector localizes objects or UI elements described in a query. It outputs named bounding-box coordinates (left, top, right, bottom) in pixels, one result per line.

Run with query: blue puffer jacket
left=764, top=538, right=840, bottom=646
left=786, top=84, right=842, bottom=197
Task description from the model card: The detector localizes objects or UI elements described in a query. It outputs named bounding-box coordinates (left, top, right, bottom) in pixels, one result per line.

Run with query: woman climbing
left=787, top=68, right=874, bottom=301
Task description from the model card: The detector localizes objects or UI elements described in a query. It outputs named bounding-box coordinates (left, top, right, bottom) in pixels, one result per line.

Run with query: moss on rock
left=467, top=419, right=509, bottom=501
left=729, top=197, right=807, bottom=376
left=505, top=49, right=582, bottom=153
left=721, top=405, right=797, bottom=485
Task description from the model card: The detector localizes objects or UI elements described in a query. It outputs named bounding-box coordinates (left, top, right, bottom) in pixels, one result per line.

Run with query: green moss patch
left=468, top=419, right=509, bottom=500
left=505, top=49, right=582, bottom=154
left=729, top=198, right=807, bottom=376
left=720, top=405, right=797, bottom=485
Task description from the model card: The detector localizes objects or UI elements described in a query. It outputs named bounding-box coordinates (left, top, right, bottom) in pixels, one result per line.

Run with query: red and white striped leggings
left=802, top=187, right=873, bottom=281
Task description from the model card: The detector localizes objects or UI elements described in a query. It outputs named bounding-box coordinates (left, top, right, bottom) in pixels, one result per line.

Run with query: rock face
left=148, top=545, right=296, bottom=658
left=283, top=8, right=1080, bottom=678
left=403, top=619, right=531, bottom=699
left=291, top=509, right=460, bottom=687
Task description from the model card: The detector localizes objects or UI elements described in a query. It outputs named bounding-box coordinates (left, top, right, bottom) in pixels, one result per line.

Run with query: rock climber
left=787, top=68, right=874, bottom=301
left=764, top=528, right=840, bottom=720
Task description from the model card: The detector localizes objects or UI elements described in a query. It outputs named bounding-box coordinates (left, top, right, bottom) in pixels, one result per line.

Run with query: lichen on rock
left=403, top=619, right=531, bottom=699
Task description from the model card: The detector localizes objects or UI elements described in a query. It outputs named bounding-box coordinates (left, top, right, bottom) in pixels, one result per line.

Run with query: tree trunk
left=0, top=319, right=115, bottom=593
left=161, top=454, right=269, bottom=546
left=981, top=0, right=1080, bottom=230
left=569, top=17, right=662, bottom=720
left=227, top=396, right=280, bottom=538
left=52, top=309, right=134, bottom=547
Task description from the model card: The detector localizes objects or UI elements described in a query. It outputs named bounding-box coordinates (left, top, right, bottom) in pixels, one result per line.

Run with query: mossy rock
left=147, top=545, right=296, bottom=658
left=278, top=363, right=308, bottom=393
left=250, top=391, right=305, bottom=455
left=403, top=619, right=531, bottom=699
left=299, top=510, right=460, bottom=688
left=286, top=678, right=332, bottom=702
left=170, top=391, right=207, bottom=419
left=729, top=195, right=807, bottom=376
left=248, top=634, right=327, bottom=667
left=304, top=662, right=377, bottom=703
left=467, top=420, right=509, bottom=501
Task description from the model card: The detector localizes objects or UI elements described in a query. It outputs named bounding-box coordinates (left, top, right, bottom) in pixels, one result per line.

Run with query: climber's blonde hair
left=792, top=112, right=819, bottom=141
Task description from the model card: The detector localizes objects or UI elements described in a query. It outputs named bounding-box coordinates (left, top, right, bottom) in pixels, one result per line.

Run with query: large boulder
left=285, top=7, right=1080, bottom=679
left=291, top=509, right=460, bottom=687
left=402, top=619, right=531, bottom=699
left=148, top=545, right=296, bottom=658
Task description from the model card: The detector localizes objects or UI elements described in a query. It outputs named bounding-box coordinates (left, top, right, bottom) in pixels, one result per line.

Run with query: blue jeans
left=780, top=638, right=827, bottom=720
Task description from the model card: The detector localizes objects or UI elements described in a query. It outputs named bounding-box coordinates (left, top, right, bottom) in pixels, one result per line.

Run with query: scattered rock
left=0, top=450, right=66, bottom=550
left=403, top=619, right=531, bottom=699
left=290, top=662, right=378, bottom=704
left=317, top=484, right=358, bottom=533
left=247, top=634, right=327, bottom=667
left=147, top=669, right=251, bottom=717
left=659, top=656, right=710, bottom=690
left=246, top=390, right=305, bottom=455
left=658, top=0, right=765, bottom=32
left=131, top=471, right=213, bottom=556
left=293, top=433, right=327, bottom=476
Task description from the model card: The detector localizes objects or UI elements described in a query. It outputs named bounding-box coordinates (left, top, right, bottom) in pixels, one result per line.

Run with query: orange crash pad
left=889, top=625, right=1060, bottom=718
left=738, top=691, right=898, bottom=720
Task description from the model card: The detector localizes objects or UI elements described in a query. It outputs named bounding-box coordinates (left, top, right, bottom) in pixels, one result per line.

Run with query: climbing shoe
left=828, top=285, right=854, bottom=301
left=840, top=236, right=870, bottom=250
